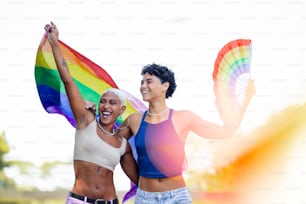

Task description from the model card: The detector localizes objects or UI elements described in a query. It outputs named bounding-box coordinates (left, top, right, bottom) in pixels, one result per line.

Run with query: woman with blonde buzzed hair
left=44, top=22, right=138, bottom=204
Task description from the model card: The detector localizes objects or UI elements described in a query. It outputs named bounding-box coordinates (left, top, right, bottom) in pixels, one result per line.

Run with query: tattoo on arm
left=61, top=59, right=68, bottom=68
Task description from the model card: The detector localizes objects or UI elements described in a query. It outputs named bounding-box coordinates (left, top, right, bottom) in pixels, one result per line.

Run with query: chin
left=142, top=97, right=149, bottom=102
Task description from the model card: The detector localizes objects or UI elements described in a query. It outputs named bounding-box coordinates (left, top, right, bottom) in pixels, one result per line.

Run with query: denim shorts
left=135, top=187, right=192, bottom=204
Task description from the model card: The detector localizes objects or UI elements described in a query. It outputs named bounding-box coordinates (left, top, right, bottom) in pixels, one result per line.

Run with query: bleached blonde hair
left=101, top=88, right=126, bottom=107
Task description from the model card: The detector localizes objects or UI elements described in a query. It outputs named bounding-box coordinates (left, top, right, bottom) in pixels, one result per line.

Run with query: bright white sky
left=1, top=0, right=306, bottom=191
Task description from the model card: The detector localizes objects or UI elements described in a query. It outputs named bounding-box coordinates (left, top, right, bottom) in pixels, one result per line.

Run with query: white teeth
left=102, top=111, right=111, bottom=116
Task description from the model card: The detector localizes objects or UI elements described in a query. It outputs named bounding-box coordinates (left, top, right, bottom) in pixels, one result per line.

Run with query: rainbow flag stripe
left=35, top=34, right=145, bottom=127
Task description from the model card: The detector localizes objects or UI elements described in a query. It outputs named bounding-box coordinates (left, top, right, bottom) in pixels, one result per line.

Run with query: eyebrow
left=144, top=76, right=154, bottom=81
left=141, top=77, right=153, bottom=83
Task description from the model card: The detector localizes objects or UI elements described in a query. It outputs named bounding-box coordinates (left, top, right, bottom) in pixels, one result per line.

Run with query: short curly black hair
left=141, top=63, right=177, bottom=98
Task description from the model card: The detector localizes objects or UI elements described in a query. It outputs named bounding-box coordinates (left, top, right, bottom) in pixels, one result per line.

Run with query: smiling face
left=98, top=91, right=126, bottom=126
left=140, top=73, right=169, bottom=102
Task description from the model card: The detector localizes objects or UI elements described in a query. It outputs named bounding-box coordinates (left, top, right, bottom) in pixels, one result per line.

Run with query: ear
left=120, top=105, right=127, bottom=115
left=162, top=82, right=170, bottom=92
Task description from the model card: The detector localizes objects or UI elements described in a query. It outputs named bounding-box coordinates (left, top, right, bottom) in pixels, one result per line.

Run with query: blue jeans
left=135, top=187, right=192, bottom=204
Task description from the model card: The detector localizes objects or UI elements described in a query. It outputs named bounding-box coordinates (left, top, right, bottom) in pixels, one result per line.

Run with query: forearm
left=44, top=22, right=89, bottom=127
left=50, top=42, right=72, bottom=83
left=120, top=154, right=139, bottom=185
left=187, top=111, right=237, bottom=139
left=236, top=97, right=252, bottom=126
left=232, top=80, right=256, bottom=127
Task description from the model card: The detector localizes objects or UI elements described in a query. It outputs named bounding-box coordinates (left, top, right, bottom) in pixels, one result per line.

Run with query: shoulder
left=130, top=111, right=144, bottom=119
left=120, top=111, right=144, bottom=129
left=172, top=109, right=195, bottom=118
left=128, top=111, right=145, bottom=125
left=129, top=111, right=145, bottom=134
left=119, top=111, right=145, bottom=139
left=172, top=109, right=199, bottom=128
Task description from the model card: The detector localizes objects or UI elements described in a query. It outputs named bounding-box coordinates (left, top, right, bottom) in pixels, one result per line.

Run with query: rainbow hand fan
left=212, top=39, right=252, bottom=124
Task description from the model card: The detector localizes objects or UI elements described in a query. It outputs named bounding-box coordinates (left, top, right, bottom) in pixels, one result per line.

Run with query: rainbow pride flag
left=34, top=34, right=145, bottom=203
left=35, top=34, right=146, bottom=127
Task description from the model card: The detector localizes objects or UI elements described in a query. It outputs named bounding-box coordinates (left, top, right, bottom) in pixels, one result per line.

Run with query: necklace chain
left=147, top=108, right=169, bottom=116
left=96, top=119, right=118, bottom=136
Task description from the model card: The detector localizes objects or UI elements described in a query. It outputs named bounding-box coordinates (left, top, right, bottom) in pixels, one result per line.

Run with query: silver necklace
left=96, top=119, right=118, bottom=136
left=147, top=108, right=169, bottom=116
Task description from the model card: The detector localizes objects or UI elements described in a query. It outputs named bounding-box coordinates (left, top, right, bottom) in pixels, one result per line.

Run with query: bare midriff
left=139, top=175, right=186, bottom=192
left=71, top=160, right=116, bottom=200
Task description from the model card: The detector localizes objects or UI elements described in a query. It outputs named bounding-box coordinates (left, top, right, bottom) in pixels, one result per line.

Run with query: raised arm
left=176, top=80, right=256, bottom=139
left=44, top=22, right=91, bottom=128
left=174, top=110, right=237, bottom=139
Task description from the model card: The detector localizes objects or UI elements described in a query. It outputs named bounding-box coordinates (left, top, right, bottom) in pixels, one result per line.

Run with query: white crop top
left=73, top=120, right=127, bottom=171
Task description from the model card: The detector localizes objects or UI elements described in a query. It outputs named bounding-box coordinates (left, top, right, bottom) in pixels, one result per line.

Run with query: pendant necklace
left=96, top=119, right=118, bottom=136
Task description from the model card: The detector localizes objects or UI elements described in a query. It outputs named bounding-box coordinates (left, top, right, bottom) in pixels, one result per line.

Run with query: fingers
left=44, top=24, right=50, bottom=33
left=84, top=100, right=96, bottom=110
left=44, top=24, right=53, bottom=33
left=44, top=22, right=57, bottom=33
left=248, top=79, right=255, bottom=85
left=84, top=101, right=97, bottom=116
left=50, top=22, right=57, bottom=31
left=84, top=100, right=91, bottom=109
